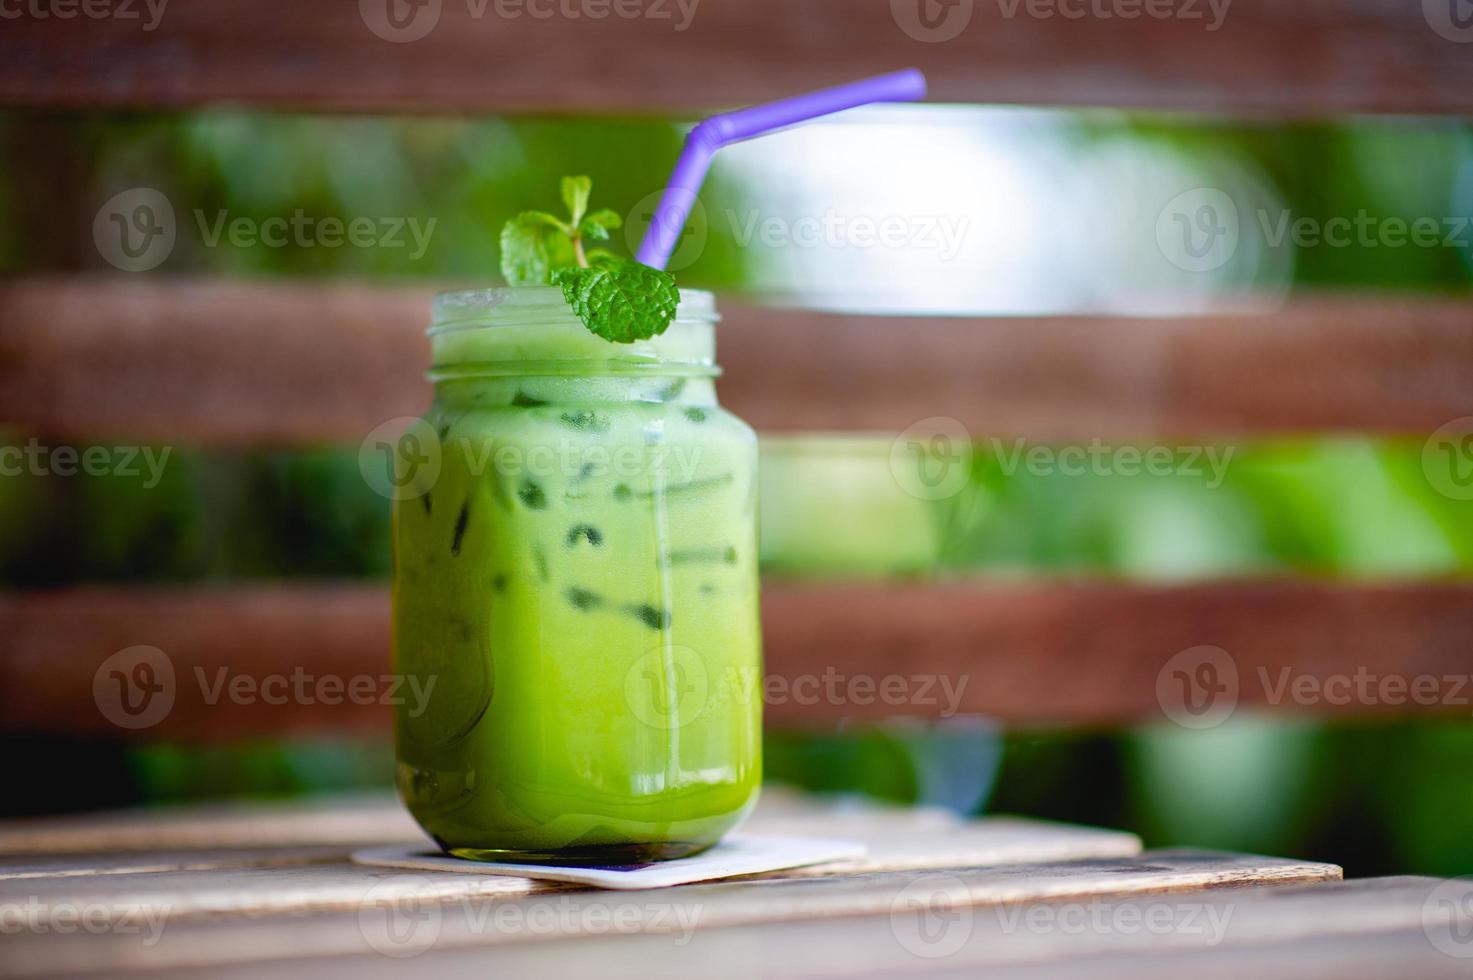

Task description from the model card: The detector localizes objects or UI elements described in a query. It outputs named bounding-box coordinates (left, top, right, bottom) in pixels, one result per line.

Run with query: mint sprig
left=499, top=176, right=678, bottom=344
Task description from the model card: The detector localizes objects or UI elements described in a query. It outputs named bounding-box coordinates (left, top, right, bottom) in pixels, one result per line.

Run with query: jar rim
left=431, top=285, right=718, bottom=332
left=427, top=286, right=720, bottom=378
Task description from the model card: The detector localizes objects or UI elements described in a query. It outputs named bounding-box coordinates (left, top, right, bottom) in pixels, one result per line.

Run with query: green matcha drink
left=393, top=286, right=762, bottom=862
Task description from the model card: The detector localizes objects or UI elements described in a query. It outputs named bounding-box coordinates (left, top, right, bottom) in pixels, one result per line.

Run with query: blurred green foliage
left=3, top=107, right=1473, bottom=876
left=6, top=438, right=1467, bottom=586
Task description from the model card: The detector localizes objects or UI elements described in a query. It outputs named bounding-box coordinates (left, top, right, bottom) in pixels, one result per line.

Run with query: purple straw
left=635, top=69, right=929, bottom=271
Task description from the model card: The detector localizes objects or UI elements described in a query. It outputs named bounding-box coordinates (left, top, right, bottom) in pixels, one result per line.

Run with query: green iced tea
left=393, top=287, right=761, bottom=862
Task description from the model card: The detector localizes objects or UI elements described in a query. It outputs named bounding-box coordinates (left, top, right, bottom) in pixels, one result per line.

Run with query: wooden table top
left=0, top=790, right=1461, bottom=978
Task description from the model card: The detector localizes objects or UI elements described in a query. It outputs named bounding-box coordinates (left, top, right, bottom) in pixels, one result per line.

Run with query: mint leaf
left=552, top=261, right=679, bottom=343
left=500, top=211, right=574, bottom=285
left=561, top=176, right=592, bottom=228
left=578, top=208, right=623, bottom=241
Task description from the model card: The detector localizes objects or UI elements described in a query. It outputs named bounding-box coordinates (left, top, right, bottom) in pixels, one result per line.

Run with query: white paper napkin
left=352, top=834, right=866, bottom=890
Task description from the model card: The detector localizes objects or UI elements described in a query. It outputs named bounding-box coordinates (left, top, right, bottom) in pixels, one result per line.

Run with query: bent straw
left=634, top=69, right=929, bottom=271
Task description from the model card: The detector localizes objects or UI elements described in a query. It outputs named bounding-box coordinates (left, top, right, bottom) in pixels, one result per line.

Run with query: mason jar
left=393, top=286, right=762, bottom=863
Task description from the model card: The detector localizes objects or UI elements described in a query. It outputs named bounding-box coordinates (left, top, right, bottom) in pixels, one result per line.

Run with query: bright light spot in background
left=711, top=107, right=1291, bottom=316
left=1060, top=135, right=1292, bottom=314
left=714, top=107, right=1076, bottom=315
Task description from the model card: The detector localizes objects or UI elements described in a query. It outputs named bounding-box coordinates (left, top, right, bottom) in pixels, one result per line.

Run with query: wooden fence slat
left=4, top=277, right=1473, bottom=444
left=4, top=580, right=1473, bottom=735
left=0, top=850, right=1343, bottom=977
left=0, top=1, right=1470, bottom=117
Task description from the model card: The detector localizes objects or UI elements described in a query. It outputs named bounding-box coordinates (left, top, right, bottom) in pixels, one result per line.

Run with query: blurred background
left=3, top=103, right=1472, bottom=878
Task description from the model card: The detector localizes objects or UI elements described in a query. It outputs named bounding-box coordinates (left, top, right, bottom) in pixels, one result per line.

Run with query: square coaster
left=352, top=834, right=866, bottom=890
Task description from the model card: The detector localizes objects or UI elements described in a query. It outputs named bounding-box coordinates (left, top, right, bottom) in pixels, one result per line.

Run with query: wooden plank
left=3, top=580, right=1473, bottom=735
left=0, top=794, right=422, bottom=856
left=0, top=847, right=360, bottom=882
left=0, top=791, right=1142, bottom=877
left=197, top=878, right=1462, bottom=980
left=0, top=1, right=1469, bottom=116
left=4, top=278, right=1473, bottom=445
left=0, top=851, right=1342, bottom=977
